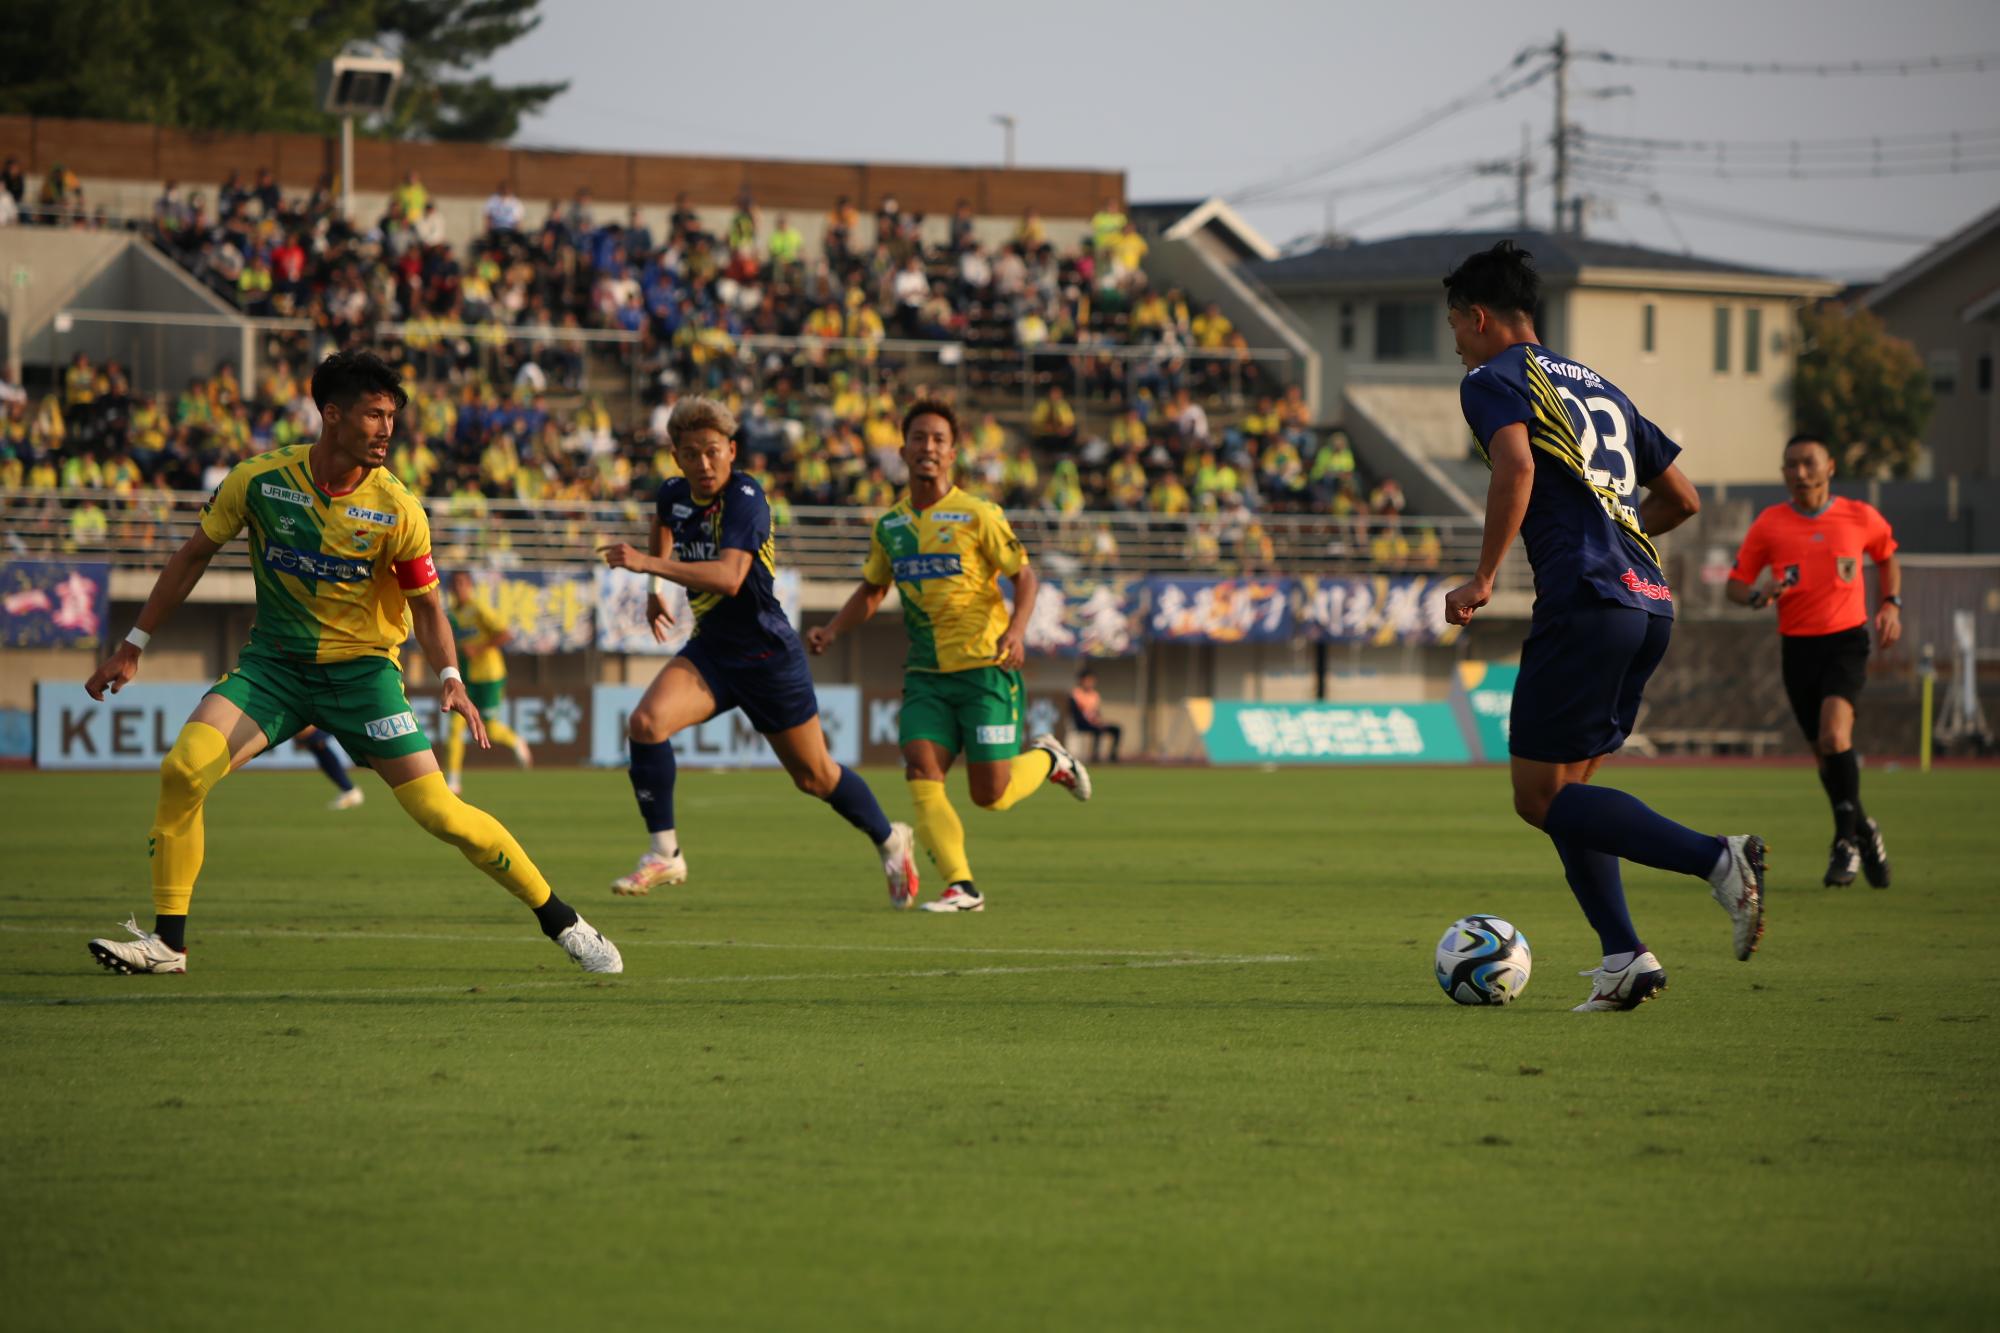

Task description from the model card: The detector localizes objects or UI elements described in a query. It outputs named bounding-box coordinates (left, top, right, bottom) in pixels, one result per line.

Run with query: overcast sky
left=488, top=0, right=2000, bottom=280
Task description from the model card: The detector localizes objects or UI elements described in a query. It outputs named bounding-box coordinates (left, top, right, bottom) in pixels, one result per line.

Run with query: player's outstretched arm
left=1637, top=463, right=1700, bottom=537
left=807, top=580, right=889, bottom=655
left=1445, top=422, right=1532, bottom=627
left=597, top=542, right=751, bottom=598
left=996, top=563, right=1039, bottom=670
left=408, top=588, right=488, bottom=750
left=85, top=529, right=223, bottom=699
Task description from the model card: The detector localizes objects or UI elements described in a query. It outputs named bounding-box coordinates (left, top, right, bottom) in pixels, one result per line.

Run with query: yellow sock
left=444, top=713, right=467, bottom=782
left=391, top=771, right=552, bottom=908
left=908, top=779, right=974, bottom=885
left=484, top=718, right=523, bottom=752
left=150, top=722, right=232, bottom=917
left=985, top=749, right=1055, bottom=812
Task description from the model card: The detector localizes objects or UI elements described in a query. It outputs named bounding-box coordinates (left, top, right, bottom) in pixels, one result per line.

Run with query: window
left=1338, top=302, right=1355, bottom=352
left=1373, top=301, right=1437, bottom=362
left=1642, top=303, right=1656, bottom=354
left=1744, top=307, right=1762, bottom=374
left=1713, top=307, right=1731, bottom=373
left=1929, top=349, right=1959, bottom=396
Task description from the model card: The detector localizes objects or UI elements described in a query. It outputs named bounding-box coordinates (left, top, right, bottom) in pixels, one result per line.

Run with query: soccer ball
left=1435, top=915, right=1532, bottom=1006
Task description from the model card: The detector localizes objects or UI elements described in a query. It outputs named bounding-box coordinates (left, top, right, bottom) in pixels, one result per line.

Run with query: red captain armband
left=395, top=553, right=439, bottom=591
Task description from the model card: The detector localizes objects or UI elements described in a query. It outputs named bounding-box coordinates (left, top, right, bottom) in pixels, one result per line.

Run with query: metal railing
left=1, top=487, right=1521, bottom=587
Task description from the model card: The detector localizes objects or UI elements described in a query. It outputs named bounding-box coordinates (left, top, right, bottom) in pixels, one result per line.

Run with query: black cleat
left=1857, top=818, right=1891, bottom=889
left=1824, top=838, right=1859, bottom=887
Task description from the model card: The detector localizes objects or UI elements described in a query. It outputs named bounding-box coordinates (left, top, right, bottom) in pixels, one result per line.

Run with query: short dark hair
left=1785, top=432, right=1831, bottom=454
left=901, top=397, right=959, bottom=443
left=310, top=348, right=408, bottom=413
left=1442, top=239, right=1539, bottom=315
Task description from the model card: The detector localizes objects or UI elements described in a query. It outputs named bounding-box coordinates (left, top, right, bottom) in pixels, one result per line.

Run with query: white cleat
left=328, top=787, right=365, bottom=811
left=919, top=884, right=985, bottom=913
left=556, top=916, right=623, bottom=974
left=880, top=821, right=921, bottom=909
left=1031, top=734, right=1092, bottom=802
left=87, top=916, right=188, bottom=974
left=612, top=850, right=687, bottom=897
left=1572, top=952, right=1669, bottom=1012
left=512, top=738, right=534, bottom=769
left=1709, top=834, right=1767, bottom=962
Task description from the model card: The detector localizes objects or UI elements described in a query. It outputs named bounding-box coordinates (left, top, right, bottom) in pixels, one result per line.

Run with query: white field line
left=0, top=924, right=1223, bottom=959
left=0, top=954, right=1305, bottom=1006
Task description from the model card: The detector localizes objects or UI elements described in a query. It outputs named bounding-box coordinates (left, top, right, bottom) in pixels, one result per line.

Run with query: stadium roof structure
left=1862, top=200, right=2000, bottom=314
left=1130, top=197, right=1279, bottom=263
left=1250, top=228, right=1820, bottom=290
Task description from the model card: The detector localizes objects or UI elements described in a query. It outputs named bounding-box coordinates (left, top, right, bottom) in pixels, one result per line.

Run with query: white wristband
left=125, top=627, right=151, bottom=650
left=649, top=576, right=665, bottom=596
left=439, top=666, right=464, bottom=684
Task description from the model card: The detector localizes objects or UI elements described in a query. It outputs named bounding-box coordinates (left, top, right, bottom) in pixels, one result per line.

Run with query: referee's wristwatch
left=1880, top=595, right=1902, bottom=609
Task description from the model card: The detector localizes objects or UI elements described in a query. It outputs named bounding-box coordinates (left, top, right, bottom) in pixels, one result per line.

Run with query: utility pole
left=1517, top=124, right=1531, bottom=230
left=1551, top=29, right=1569, bottom=233
left=992, top=114, right=1017, bottom=169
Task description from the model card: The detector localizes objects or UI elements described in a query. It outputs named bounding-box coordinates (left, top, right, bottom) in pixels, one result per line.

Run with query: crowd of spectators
left=5, top=164, right=1427, bottom=567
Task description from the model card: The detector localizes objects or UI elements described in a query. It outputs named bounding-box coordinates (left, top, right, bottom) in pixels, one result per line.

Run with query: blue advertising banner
left=2, top=561, right=111, bottom=649
left=1453, top=661, right=1518, bottom=762
left=1197, top=699, right=1472, bottom=764
left=1021, top=578, right=1146, bottom=658
left=590, top=683, right=859, bottom=767
left=1146, top=578, right=1295, bottom=644
left=1294, top=575, right=1463, bottom=646
left=478, top=569, right=595, bottom=654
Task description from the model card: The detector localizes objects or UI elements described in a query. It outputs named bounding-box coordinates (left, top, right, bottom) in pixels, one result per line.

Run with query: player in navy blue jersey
left=1441, top=240, right=1765, bottom=1012
left=596, top=396, right=919, bottom=904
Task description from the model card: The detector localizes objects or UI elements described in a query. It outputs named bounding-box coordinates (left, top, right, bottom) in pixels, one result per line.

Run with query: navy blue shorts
left=677, top=636, right=820, bottom=736
left=1509, top=604, right=1673, bottom=763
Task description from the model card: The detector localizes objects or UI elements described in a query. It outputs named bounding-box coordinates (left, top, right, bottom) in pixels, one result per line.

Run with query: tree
left=1792, top=301, right=1935, bottom=480
left=372, top=1, right=569, bottom=143
left=0, top=0, right=565, bottom=144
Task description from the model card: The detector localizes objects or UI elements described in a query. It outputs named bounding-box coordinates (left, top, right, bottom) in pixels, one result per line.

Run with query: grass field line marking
left=0, top=954, right=1305, bottom=1006
left=0, top=924, right=1209, bottom=959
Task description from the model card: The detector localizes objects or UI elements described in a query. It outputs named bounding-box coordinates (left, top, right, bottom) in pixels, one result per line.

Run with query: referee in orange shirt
left=1727, top=433, right=1901, bottom=887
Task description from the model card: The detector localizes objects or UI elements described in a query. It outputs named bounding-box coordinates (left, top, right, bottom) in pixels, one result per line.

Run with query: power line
left=1229, top=50, right=1546, bottom=204
left=1572, top=150, right=2000, bottom=181
left=1580, top=126, right=2000, bottom=155
left=1579, top=182, right=1942, bottom=245
left=1577, top=49, right=2000, bottom=76
left=1238, top=159, right=1526, bottom=206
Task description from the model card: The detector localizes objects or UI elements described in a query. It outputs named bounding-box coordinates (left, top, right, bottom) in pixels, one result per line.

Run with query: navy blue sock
left=1550, top=835, right=1642, bottom=956
left=628, top=738, right=677, bottom=833
left=825, top=765, right=893, bottom=845
left=1543, top=783, right=1725, bottom=880
left=302, top=733, right=354, bottom=792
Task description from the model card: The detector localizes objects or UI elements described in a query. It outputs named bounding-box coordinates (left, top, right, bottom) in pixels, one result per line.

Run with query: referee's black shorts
left=1780, top=625, right=1871, bottom=744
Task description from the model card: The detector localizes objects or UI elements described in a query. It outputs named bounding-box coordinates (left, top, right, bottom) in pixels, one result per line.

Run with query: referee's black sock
left=532, top=893, right=580, bottom=941
left=1820, top=750, right=1863, bottom=841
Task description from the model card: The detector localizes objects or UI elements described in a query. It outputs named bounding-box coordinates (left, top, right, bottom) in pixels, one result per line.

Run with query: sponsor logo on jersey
left=1837, top=556, right=1858, bottom=581
left=363, top=711, right=420, bottom=741
left=892, top=553, right=964, bottom=581
left=929, top=511, right=972, bottom=523
left=879, top=512, right=912, bottom=529
left=1620, top=569, right=1673, bottom=602
left=1533, top=354, right=1606, bottom=389
left=344, top=505, right=397, bottom=526
left=675, top=538, right=720, bottom=562
left=740, top=483, right=754, bottom=495
left=262, top=540, right=371, bottom=583
left=671, top=503, right=694, bottom=519
left=260, top=482, right=313, bottom=507
left=975, top=724, right=1017, bottom=745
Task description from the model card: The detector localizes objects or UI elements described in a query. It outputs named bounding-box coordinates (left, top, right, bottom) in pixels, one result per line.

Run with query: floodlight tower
left=316, top=41, right=404, bottom=222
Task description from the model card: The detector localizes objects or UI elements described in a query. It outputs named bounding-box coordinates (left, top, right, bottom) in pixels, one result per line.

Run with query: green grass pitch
left=2, top=763, right=1995, bottom=1331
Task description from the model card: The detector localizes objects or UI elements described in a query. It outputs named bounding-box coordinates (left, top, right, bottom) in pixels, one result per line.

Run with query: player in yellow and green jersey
left=82, top=349, right=621, bottom=975
left=809, top=398, right=1092, bottom=913
left=443, top=569, right=533, bottom=793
